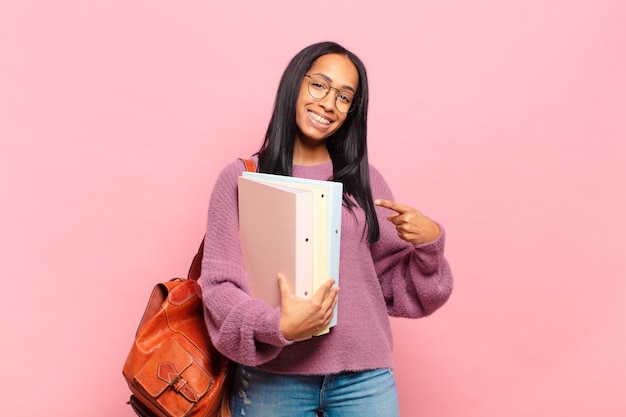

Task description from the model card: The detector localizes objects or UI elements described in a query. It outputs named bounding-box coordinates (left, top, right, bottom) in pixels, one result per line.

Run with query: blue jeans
left=230, top=364, right=400, bottom=417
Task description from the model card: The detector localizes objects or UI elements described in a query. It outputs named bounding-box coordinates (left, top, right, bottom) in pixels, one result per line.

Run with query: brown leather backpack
left=122, top=240, right=233, bottom=417
left=122, top=159, right=256, bottom=417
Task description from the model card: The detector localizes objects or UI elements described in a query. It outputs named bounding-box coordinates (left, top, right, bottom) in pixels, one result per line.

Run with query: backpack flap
left=134, top=337, right=212, bottom=417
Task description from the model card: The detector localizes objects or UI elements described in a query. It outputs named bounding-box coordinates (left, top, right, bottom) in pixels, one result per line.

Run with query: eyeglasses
left=304, top=74, right=356, bottom=114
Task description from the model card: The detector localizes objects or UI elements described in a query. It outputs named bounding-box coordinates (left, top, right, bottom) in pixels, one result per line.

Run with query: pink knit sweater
left=200, top=158, right=453, bottom=375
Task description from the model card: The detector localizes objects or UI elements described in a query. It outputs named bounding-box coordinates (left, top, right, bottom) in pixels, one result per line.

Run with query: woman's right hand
left=278, top=274, right=339, bottom=341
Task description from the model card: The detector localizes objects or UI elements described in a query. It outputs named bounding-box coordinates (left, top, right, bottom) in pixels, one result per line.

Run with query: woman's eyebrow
left=311, top=72, right=356, bottom=93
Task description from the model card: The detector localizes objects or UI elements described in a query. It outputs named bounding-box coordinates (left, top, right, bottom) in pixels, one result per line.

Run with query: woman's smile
left=307, top=109, right=332, bottom=126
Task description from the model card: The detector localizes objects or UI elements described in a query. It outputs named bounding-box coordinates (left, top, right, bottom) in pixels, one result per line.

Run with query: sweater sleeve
left=199, top=159, right=293, bottom=366
left=368, top=166, right=454, bottom=318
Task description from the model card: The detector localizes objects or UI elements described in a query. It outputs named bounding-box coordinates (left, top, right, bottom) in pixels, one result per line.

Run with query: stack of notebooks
left=238, top=172, right=342, bottom=335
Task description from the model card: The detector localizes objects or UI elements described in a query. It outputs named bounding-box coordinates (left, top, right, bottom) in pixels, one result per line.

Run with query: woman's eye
left=338, top=93, right=352, bottom=104
left=312, top=82, right=327, bottom=90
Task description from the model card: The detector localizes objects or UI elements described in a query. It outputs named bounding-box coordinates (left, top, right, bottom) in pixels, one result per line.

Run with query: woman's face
left=295, top=53, right=359, bottom=146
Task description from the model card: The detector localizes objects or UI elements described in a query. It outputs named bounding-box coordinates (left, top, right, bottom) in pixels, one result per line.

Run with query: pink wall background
left=1, top=1, right=624, bottom=416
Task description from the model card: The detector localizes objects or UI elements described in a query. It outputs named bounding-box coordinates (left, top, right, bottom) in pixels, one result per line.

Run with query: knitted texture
left=200, top=158, right=453, bottom=375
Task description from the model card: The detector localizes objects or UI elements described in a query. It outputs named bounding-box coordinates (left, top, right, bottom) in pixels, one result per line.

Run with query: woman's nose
left=318, top=90, right=336, bottom=112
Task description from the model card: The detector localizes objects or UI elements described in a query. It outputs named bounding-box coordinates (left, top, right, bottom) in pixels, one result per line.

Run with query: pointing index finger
left=374, top=199, right=410, bottom=215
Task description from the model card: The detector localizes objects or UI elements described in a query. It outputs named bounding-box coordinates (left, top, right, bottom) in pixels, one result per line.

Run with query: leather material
left=240, top=158, right=257, bottom=173
left=123, top=159, right=256, bottom=417
left=123, top=277, right=233, bottom=417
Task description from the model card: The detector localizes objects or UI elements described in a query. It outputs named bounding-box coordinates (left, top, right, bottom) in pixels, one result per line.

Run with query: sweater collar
left=292, top=160, right=333, bottom=181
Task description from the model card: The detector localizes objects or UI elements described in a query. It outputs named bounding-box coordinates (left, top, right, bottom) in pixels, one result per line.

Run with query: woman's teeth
left=309, top=111, right=330, bottom=125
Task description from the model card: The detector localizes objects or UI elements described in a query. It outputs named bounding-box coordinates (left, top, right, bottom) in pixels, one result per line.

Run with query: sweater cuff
left=254, top=305, right=294, bottom=348
left=413, top=224, right=446, bottom=272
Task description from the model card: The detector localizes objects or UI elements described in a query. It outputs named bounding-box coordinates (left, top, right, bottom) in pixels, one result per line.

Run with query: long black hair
left=257, top=41, right=379, bottom=243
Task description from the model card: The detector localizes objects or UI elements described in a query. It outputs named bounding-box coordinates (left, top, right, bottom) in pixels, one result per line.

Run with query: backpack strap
left=239, top=158, right=257, bottom=173
left=187, top=158, right=256, bottom=281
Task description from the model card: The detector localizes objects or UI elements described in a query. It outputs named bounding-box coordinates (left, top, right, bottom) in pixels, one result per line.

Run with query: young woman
left=200, top=41, right=453, bottom=417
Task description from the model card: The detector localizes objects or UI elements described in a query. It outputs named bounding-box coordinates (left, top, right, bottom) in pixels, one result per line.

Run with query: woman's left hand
left=375, top=199, right=441, bottom=245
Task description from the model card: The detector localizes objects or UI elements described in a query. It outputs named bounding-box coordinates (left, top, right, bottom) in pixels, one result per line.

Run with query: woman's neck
left=293, top=142, right=330, bottom=166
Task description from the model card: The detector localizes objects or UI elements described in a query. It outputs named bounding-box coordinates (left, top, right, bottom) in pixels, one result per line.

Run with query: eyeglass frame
left=303, top=74, right=356, bottom=114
